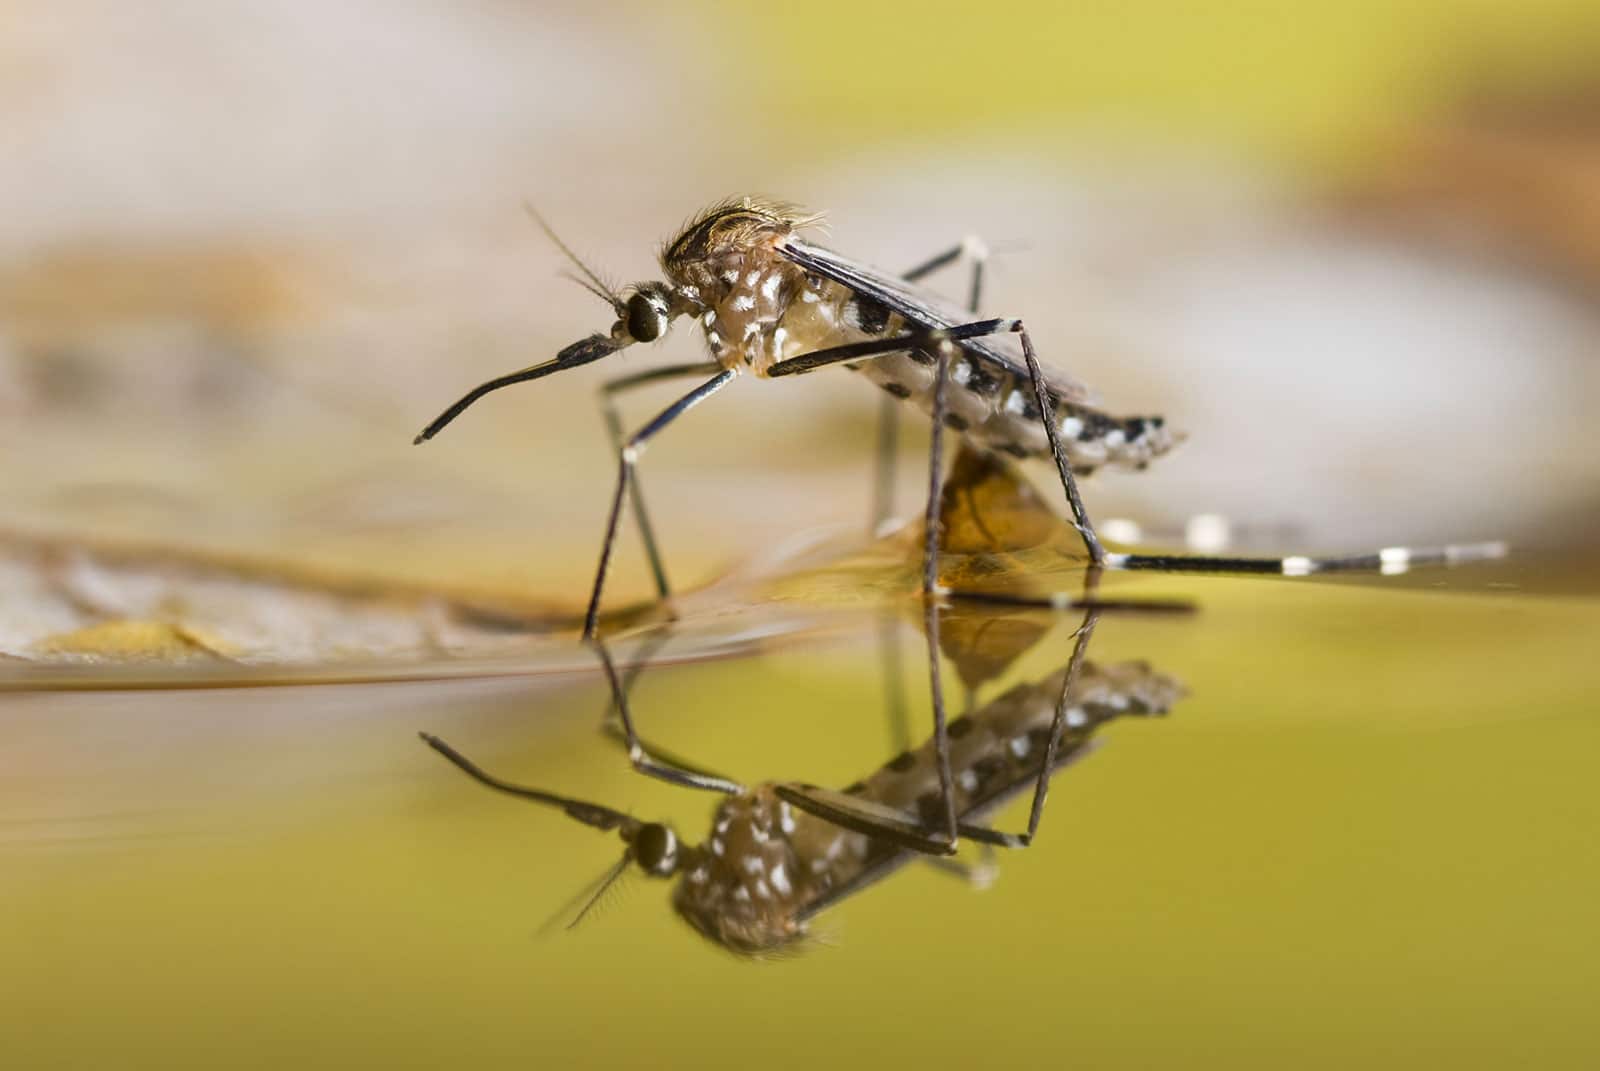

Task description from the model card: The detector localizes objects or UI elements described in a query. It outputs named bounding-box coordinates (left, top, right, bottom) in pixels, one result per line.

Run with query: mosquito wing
left=777, top=236, right=1097, bottom=405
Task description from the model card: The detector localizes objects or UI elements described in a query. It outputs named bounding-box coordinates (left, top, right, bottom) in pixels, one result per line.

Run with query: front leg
left=597, top=361, right=722, bottom=603
left=584, top=368, right=737, bottom=641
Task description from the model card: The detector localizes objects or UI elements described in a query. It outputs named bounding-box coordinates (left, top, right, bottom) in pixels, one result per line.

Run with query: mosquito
left=418, top=606, right=1184, bottom=954
left=417, top=196, right=1505, bottom=627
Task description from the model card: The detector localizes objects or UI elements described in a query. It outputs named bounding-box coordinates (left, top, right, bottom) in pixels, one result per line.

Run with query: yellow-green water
left=6, top=567, right=1597, bottom=1069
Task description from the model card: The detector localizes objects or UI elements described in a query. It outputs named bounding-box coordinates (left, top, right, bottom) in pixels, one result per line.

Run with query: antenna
left=524, top=200, right=623, bottom=312
left=535, top=851, right=635, bottom=936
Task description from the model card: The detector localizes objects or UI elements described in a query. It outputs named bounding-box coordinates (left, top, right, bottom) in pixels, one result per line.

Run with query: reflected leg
left=923, top=346, right=959, bottom=844
left=592, top=627, right=744, bottom=787
left=589, top=636, right=744, bottom=796
left=771, top=600, right=1105, bottom=855
left=959, top=602, right=1101, bottom=849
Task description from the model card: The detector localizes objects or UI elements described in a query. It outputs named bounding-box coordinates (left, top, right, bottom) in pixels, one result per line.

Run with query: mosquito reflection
left=420, top=600, right=1185, bottom=956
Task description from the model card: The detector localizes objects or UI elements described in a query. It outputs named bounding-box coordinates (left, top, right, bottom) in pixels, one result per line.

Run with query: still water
left=0, top=422, right=1593, bottom=1062
left=5, top=530, right=1597, bottom=1068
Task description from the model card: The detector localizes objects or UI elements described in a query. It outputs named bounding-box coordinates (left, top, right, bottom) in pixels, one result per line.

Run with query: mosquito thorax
left=670, top=788, right=815, bottom=954
left=632, top=822, right=680, bottom=877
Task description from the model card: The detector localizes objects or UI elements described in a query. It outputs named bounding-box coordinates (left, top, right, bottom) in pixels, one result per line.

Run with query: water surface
left=6, top=554, right=1597, bottom=1069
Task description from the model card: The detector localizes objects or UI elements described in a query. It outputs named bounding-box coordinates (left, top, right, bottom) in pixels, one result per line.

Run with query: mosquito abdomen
left=764, top=275, right=1182, bottom=473
left=850, top=660, right=1182, bottom=825
left=846, top=344, right=1180, bottom=474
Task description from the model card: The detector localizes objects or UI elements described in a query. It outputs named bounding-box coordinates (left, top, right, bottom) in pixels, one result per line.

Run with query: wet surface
left=5, top=457, right=1598, bottom=1069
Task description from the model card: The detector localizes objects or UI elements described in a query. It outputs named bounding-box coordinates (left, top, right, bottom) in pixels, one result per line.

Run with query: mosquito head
left=616, top=283, right=675, bottom=346
left=628, top=821, right=681, bottom=877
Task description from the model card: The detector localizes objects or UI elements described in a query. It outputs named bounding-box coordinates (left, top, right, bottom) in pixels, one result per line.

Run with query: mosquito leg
left=1014, top=324, right=1106, bottom=565
left=597, top=719, right=741, bottom=786
left=770, top=316, right=1107, bottom=569
left=1082, top=561, right=1104, bottom=602
left=923, top=589, right=959, bottom=847
left=871, top=237, right=990, bottom=532
left=769, top=319, right=1064, bottom=604
left=919, top=344, right=961, bottom=845
left=584, top=368, right=737, bottom=642
left=597, top=362, right=721, bottom=601
left=591, top=626, right=741, bottom=786
left=923, top=341, right=952, bottom=598
left=594, top=626, right=674, bottom=732
left=899, top=244, right=963, bottom=284
left=767, top=319, right=1019, bottom=378
left=965, top=244, right=985, bottom=315
left=782, top=600, right=1106, bottom=853
left=900, top=235, right=990, bottom=313
left=942, top=602, right=1103, bottom=850
left=589, top=635, right=743, bottom=795
left=771, top=781, right=959, bottom=856
left=765, top=595, right=959, bottom=855
left=1017, top=603, right=1100, bottom=845
left=771, top=778, right=1018, bottom=856
left=945, top=588, right=1194, bottom=614
left=776, top=606, right=1119, bottom=860
left=814, top=315, right=1503, bottom=580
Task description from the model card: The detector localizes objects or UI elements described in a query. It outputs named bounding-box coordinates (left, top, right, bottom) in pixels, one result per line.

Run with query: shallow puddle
left=5, top=532, right=1598, bottom=1069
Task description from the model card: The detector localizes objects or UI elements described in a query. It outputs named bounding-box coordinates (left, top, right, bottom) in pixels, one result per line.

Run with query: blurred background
left=3, top=0, right=1598, bottom=634
left=4, top=4, right=1600, bottom=1069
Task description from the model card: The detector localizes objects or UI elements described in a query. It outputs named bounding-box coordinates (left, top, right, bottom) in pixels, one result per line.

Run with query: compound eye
left=626, top=293, right=665, bottom=343
left=633, top=823, right=678, bottom=875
